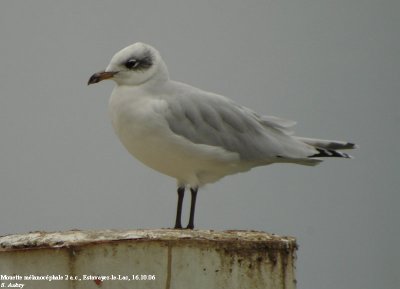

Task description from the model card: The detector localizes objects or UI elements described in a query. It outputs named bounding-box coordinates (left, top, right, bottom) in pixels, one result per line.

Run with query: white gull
left=88, top=42, right=356, bottom=229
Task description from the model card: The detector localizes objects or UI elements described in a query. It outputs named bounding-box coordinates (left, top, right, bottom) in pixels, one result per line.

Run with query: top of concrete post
left=0, top=229, right=296, bottom=251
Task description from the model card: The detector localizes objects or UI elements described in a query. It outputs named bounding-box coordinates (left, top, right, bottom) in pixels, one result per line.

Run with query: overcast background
left=0, top=1, right=399, bottom=289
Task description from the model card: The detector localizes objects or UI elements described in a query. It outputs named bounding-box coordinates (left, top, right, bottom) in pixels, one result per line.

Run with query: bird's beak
left=88, top=71, right=118, bottom=85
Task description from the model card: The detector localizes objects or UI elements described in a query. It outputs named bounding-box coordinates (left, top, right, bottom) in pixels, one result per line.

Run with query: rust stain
left=94, top=278, right=103, bottom=286
left=165, top=243, right=172, bottom=289
left=210, top=239, right=297, bottom=288
left=67, top=246, right=79, bottom=289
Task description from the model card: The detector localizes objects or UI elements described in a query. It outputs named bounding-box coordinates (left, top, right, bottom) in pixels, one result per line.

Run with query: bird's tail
left=296, top=137, right=358, bottom=159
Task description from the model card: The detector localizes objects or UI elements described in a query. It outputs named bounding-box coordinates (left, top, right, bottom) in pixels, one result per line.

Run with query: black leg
left=186, top=187, right=198, bottom=229
left=174, top=187, right=185, bottom=229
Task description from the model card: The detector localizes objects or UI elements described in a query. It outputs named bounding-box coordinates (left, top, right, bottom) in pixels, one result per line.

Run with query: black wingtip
left=309, top=148, right=352, bottom=159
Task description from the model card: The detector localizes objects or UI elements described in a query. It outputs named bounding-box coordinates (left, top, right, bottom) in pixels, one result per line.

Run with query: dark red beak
left=88, top=71, right=118, bottom=85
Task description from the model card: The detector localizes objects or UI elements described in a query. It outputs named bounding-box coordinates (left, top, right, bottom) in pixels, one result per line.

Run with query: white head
left=88, top=42, right=169, bottom=86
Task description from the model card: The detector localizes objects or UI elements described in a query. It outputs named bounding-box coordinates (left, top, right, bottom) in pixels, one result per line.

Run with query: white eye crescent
left=125, top=58, right=139, bottom=69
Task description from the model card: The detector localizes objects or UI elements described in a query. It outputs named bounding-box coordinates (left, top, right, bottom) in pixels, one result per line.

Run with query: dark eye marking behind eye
left=138, top=55, right=153, bottom=70
left=124, top=50, right=153, bottom=70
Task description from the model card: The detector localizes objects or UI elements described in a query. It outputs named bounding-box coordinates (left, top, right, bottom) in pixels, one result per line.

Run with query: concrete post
left=0, top=229, right=297, bottom=289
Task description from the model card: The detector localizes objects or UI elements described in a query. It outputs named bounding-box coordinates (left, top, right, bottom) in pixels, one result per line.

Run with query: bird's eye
left=125, top=58, right=139, bottom=69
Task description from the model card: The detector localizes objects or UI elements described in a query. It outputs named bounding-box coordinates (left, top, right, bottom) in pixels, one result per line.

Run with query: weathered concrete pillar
left=0, top=229, right=297, bottom=289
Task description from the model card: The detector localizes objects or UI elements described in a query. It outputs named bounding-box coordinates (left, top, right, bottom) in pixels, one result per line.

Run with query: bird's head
left=88, top=42, right=169, bottom=86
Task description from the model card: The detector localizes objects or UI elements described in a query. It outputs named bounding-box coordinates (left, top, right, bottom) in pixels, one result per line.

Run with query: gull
left=88, top=42, right=356, bottom=229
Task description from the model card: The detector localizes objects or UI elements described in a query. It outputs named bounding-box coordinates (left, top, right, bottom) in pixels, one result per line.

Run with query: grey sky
left=0, top=1, right=399, bottom=289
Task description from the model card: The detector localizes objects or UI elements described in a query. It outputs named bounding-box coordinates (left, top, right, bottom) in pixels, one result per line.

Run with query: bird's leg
left=174, top=187, right=185, bottom=229
left=186, top=187, right=198, bottom=229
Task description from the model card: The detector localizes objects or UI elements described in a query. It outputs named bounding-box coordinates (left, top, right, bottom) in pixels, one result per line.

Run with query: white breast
left=108, top=86, right=243, bottom=187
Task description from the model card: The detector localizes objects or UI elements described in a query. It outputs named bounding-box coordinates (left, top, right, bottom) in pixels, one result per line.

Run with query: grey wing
left=164, top=89, right=318, bottom=163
